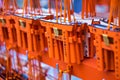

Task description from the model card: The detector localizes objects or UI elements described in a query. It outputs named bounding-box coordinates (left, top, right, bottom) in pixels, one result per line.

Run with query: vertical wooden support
left=103, top=49, right=109, bottom=70
left=84, top=34, right=89, bottom=57
left=70, top=42, right=76, bottom=64
left=8, top=27, right=13, bottom=43
left=31, top=34, right=34, bottom=51
left=75, top=42, right=81, bottom=64
left=22, top=32, right=26, bottom=49
left=53, top=27, right=60, bottom=60
left=15, top=21, right=21, bottom=47
left=39, top=30, right=45, bottom=52
left=79, top=25, right=85, bottom=60
left=80, top=44, right=84, bottom=60
left=63, top=30, right=70, bottom=63
left=33, top=34, right=37, bottom=52
left=103, top=50, right=114, bottom=71
left=59, top=41, right=64, bottom=61
left=69, top=36, right=76, bottom=63
left=46, top=27, right=54, bottom=58
left=0, top=22, right=4, bottom=41
left=54, top=40, right=60, bottom=60
left=7, top=18, right=13, bottom=44
left=11, top=26, right=17, bottom=43
left=95, top=34, right=104, bottom=71
left=89, top=34, right=95, bottom=57
left=27, top=24, right=32, bottom=51
left=114, top=37, right=120, bottom=79
left=36, top=35, right=40, bottom=52
left=109, top=51, right=114, bottom=70
left=0, top=18, right=7, bottom=41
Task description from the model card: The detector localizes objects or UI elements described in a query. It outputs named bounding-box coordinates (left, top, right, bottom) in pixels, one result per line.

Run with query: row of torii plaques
left=1, top=0, right=120, bottom=79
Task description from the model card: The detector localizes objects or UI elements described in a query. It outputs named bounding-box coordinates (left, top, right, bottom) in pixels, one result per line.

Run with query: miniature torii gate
left=88, top=0, right=120, bottom=79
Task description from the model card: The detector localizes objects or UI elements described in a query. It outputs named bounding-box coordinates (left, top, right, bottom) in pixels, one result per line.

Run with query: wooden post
left=27, top=25, right=32, bottom=52
left=46, top=27, right=54, bottom=58
left=7, top=19, right=13, bottom=44
left=0, top=20, right=4, bottom=41
left=95, top=34, right=104, bottom=71
left=39, top=30, right=45, bottom=52
left=69, top=33, right=76, bottom=63
left=114, top=37, right=120, bottom=79
left=63, top=30, right=70, bottom=63
left=21, top=31, right=26, bottom=49
left=33, top=34, right=37, bottom=52
left=103, top=49, right=109, bottom=70
left=59, top=41, right=64, bottom=61
left=54, top=40, right=60, bottom=60
left=15, top=21, right=21, bottom=47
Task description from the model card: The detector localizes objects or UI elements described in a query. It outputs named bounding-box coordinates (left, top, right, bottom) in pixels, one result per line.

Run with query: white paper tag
left=53, top=27, right=59, bottom=36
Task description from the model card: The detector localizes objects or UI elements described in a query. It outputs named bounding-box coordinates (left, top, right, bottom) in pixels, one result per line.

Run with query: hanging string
left=30, top=0, right=34, bottom=12
left=60, top=0, right=63, bottom=22
left=64, top=0, right=72, bottom=23
left=13, top=0, right=18, bottom=11
left=64, top=0, right=67, bottom=22
left=55, top=0, right=59, bottom=23
left=71, top=0, right=76, bottom=22
left=108, top=0, right=120, bottom=29
left=37, top=0, right=42, bottom=14
left=48, top=0, right=51, bottom=14
left=2, top=0, right=18, bottom=14
left=81, top=0, right=96, bottom=19
left=30, top=0, right=42, bottom=15
left=67, top=0, right=71, bottom=22
left=55, top=0, right=74, bottom=23
left=3, top=0, right=10, bottom=14
left=23, top=0, right=28, bottom=14
left=3, top=0, right=10, bottom=10
left=48, top=0, right=56, bottom=14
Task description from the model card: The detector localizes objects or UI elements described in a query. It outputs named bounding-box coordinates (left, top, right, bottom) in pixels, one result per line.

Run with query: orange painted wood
left=82, top=0, right=96, bottom=19
left=41, top=54, right=115, bottom=80
left=58, top=41, right=64, bottom=61
left=39, top=31, right=45, bottom=52
left=75, top=43, right=81, bottom=64
left=55, top=0, right=58, bottom=22
left=64, top=0, right=67, bottom=22
left=48, top=0, right=51, bottom=14
left=23, top=0, right=28, bottom=14
left=67, top=0, right=71, bottom=22
left=113, top=37, right=120, bottom=79
left=63, top=30, right=70, bottom=63
left=46, top=27, right=54, bottom=58
left=27, top=27, right=32, bottom=52
left=54, top=40, right=60, bottom=60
